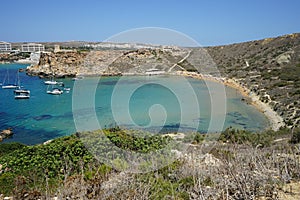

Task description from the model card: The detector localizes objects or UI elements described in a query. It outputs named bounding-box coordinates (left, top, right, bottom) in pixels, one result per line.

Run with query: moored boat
left=15, top=93, right=30, bottom=99
left=145, top=68, right=165, bottom=75
left=44, top=80, right=58, bottom=85
left=2, top=69, right=18, bottom=89
left=47, top=88, right=63, bottom=95
left=14, top=89, right=30, bottom=99
left=2, top=84, right=18, bottom=89
left=14, top=88, right=30, bottom=94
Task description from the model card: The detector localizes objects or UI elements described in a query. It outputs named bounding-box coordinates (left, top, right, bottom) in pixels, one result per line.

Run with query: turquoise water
left=0, top=64, right=269, bottom=145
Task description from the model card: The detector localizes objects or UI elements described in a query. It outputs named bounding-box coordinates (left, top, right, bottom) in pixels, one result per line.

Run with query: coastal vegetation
left=0, top=128, right=299, bottom=199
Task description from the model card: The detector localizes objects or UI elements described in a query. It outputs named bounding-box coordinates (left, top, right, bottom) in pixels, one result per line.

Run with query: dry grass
left=48, top=141, right=300, bottom=200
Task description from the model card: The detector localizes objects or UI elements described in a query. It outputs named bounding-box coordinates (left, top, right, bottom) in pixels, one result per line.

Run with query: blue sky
left=1, top=0, right=299, bottom=46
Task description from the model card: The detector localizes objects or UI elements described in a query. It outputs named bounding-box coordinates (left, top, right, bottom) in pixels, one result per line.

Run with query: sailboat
left=14, top=71, right=30, bottom=99
left=44, top=73, right=64, bottom=94
left=2, top=69, right=18, bottom=89
left=14, top=89, right=30, bottom=99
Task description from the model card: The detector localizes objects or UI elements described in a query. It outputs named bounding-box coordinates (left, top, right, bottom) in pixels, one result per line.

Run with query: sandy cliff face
left=27, top=50, right=129, bottom=77
left=27, top=51, right=86, bottom=77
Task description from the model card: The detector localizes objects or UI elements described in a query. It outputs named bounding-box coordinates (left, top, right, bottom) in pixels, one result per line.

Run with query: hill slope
left=206, top=33, right=300, bottom=127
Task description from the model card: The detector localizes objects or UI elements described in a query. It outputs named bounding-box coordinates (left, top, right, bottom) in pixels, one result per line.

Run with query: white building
left=83, top=42, right=157, bottom=50
left=21, top=43, right=45, bottom=52
left=0, top=41, right=12, bottom=52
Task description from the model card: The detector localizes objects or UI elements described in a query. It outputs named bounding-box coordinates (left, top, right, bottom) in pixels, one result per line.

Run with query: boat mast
left=5, top=68, right=9, bottom=85
left=16, top=70, right=20, bottom=87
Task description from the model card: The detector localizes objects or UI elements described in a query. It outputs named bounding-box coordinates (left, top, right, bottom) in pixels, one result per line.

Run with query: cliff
left=26, top=51, right=123, bottom=77
left=26, top=48, right=190, bottom=77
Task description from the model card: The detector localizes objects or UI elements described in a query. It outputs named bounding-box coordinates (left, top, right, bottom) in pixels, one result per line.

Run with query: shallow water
left=0, top=64, right=269, bottom=145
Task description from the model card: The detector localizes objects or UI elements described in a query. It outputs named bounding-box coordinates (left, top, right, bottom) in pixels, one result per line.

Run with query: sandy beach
left=177, top=71, right=285, bottom=131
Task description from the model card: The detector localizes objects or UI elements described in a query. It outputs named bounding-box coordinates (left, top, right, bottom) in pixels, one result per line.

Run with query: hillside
left=206, top=33, right=300, bottom=127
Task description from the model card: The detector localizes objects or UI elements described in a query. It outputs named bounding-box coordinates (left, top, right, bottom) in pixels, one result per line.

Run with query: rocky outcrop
left=26, top=48, right=189, bottom=77
left=0, top=52, right=31, bottom=63
left=27, top=51, right=87, bottom=77
left=0, top=128, right=13, bottom=142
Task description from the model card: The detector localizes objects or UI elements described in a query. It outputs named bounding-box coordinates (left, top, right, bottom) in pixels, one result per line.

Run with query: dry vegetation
left=1, top=128, right=300, bottom=199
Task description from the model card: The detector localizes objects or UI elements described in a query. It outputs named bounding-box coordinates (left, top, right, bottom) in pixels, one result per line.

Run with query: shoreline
left=178, top=71, right=285, bottom=131
left=0, top=62, right=285, bottom=131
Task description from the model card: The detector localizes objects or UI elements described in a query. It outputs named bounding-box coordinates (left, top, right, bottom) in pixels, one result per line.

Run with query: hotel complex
left=21, top=43, right=45, bottom=52
left=0, top=41, right=12, bottom=52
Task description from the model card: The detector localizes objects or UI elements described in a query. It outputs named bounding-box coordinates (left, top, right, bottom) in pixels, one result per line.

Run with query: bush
left=103, top=129, right=172, bottom=153
left=290, top=128, right=300, bottom=144
left=0, top=172, right=16, bottom=195
left=0, top=135, right=95, bottom=195
left=0, top=142, right=26, bottom=156
left=183, top=133, right=205, bottom=144
left=218, top=128, right=279, bottom=147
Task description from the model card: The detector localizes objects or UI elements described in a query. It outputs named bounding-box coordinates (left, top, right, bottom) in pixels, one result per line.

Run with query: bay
left=0, top=64, right=269, bottom=145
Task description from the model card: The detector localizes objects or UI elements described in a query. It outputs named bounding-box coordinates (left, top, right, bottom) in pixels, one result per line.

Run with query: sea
left=0, top=63, right=269, bottom=145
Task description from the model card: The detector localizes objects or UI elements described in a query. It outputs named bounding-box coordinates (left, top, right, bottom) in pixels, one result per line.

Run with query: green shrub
left=178, top=176, right=194, bottom=189
left=218, top=128, right=281, bottom=147
left=103, top=129, right=172, bottom=153
left=0, top=172, right=16, bottom=195
left=290, top=128, right=300, bottom=144
left=0, top=135, right=94, bottom=192
left=0, top=142, right=26, bottom=156
left=183, top=133, right=205, bottom=144
left=0, top=129, right=175, bottom=195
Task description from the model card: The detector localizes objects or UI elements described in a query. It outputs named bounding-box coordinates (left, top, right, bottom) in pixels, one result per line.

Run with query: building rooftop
left=22, top=43, right=44, bottom=46
left=0, top=41, right=11, bottom=44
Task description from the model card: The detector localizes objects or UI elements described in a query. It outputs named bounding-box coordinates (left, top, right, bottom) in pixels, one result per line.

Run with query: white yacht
left=14, top=89, right=30, bottom=99
left=13, top=71, right=31, bottom=99
left=145, top=68, right=165, bottom=76
left=2, top=69, right=18, bottom=89
left=2, top=84, right=18, bottom=89
left=44, top=79, right=58, bottom=85
left=47, top=88, right=63, bottom=95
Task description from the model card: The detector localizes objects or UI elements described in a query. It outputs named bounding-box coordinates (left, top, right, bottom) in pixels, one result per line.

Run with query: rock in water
left=0, top=128, right=13, bottom=141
